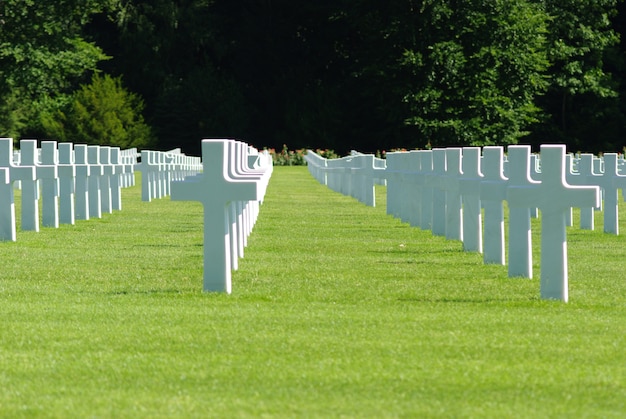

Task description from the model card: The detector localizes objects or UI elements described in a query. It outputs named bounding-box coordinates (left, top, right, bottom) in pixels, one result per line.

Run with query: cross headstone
left=40, top=141, right=60, bottom=228
left=157, top=151, right=169, bottom=198
left=508, top=144, right=600, bottom=302
left=121, top=148, right=137, bottom=188
left=417, top=150, right=434, bottom=231
left=403, top=151, right=422, bottom=227
left=170, top=139, right=266, bottom=293
left=562, top=154, right=576, bottom=227
left=595, top=153, right=626, bottom=235
left=443, top=148, right=463, bottom=241
left=529, top=153, right=540, bottom=218
left=20, top=140, right=58, bottom=231
left=506, top=145, right=540, bottom=278
left=460, top=147, right=483, bottom=252
left=480, top=146, right=508, bottom=265
left=110, top=148, right=123, bottom=211
left=0, top=139, right=35, bottom=241
left=384, top=152, right=404, bottom=219
left=100, top=146, right=113, bottom=214
left=351, top=154, right=384, bottom=207
left=229, top=140, right=271, bottom=265
left=399, top=152, right=418, bottom=224
left=74, top=144, right=91, bottom=220
left=140, top=150, right=159, bottom=202
left=88, top=145, right=104, bottom=219
left=57, top=143, right=76, bottom=225
left=0, top=168, right=15, bottom=241
left=566, top=153, right=598, bottom=230
left=226, top=141, right=263, bottom=269
left=304, top=150, right=328, bottom=185
left=430, top=149, right=447, bottom=236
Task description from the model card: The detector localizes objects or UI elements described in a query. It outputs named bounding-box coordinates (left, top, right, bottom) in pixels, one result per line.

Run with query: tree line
left=1, top=0, right=625, bottom=156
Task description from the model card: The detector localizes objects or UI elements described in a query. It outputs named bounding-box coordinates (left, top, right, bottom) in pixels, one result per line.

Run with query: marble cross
left=171, top=139, right=265, bottom=293
left=20, top=140, right=58, bottom=231
left=417, top=150, right=434, bottom=231
left=74, top=144, right=91, bottom=220
left=506, top=145, right=540, bottom=279
left=595, top=153, right=626, bottom=235
left=40, top=141, right=60, bottom=228
left=0, top=139, right=35, bottom=240
left=459, top=147, right=483, bottom=252
left=480, top=146, right=508, bottom=265
left=443, top=148, right=463, bottom=241
left=508, top=145, right=600, bottom=302
left=430, top=149, right=447, bottom=237
left=566, top=154, right=599, bottom=230
left=57, top=143, right=76, bottom=225
left=88, top=145, right=104, bottom=219
left=0, top=168, right=13, bottom=241
left=110, top=148, right=123, bottom=211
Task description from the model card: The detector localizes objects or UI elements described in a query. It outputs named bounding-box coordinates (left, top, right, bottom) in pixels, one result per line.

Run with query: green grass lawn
left=1, top=166, right=625, bottom=418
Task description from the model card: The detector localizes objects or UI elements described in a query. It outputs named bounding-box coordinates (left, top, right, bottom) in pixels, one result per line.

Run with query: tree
left=528, top=0, right=623, bottom=152
left=399, top=0, right=549, bottom=147
left=0, top=0, right=114, bottom=138
left=41, top=74, right=153, bottom=149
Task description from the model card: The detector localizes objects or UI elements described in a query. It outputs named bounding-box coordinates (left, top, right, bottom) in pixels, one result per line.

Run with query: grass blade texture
left=0, top=166, right=625, bottom=418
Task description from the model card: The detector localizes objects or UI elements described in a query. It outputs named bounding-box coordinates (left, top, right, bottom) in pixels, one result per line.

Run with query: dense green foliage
left=401, top=0, right=550, bottom=147
left=1, top=1, right=625, bottom=153
left=40, top=74, right=153, bottom=148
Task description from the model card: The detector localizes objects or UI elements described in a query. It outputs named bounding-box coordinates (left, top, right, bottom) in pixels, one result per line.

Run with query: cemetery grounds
left=0, top=166, right=625, bottom=417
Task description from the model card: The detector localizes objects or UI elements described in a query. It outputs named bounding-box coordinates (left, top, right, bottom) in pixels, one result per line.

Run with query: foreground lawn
left=1, top=166, right=625, bottom=418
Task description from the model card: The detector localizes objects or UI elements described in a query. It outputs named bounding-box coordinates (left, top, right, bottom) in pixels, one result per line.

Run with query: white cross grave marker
left=384, top=152, right=404, bottom=219
left=0, top=139, right=35, bottom=240
left=460, top=147, right=483, bottom=252
left=508, top=145, right=600, bottom=302
left=88, top=145, right=104, bottom=219
left=418, top=150, right=434, bottom=231
left=595, top=153, right=626, bottom=235
left=100, top=146, right=115, bottom=214
left=228, top=140, right=271, bottom=267
left=0, top=168, right=15, bottom=241
left=400, top=151, right=422, bottom=227
left=304, top=150, right=328, bottom=185
left=480, top=146, right=508, bottom=265
left=74, top=145, right=91, bottom=220
left=443, top=148, right=463, bottom=241
left=352, top=154, right=384, bottom=207
left=57, top=142, right=76, bottom=225
left=570, top=154, right=599, bottom=230
left=506, top=145, right=540, bottom=278
left=40, top=141, right=60, bottom=228
left=170, top=139, right=266, bottom=293
left=529, top=153, right=540, bottom=218
left=20, top=140, right=58, bottom=231
left=430, top=149, right=447, bottom=237
left=140, top=150, right=160, bottom=202
left=110, top=148, right=123, bottom=211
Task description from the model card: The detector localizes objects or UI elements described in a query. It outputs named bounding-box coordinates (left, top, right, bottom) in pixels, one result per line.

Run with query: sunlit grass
left=0, top=167, right=624, bottom=417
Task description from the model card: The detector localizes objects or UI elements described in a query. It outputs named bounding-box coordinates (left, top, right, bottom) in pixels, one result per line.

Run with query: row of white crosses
left=386, top=145, right=619, bottom=302
left=305, top=145, right=626, bottom=302
left=0, top=138, right=137, bottom=241
left=304, top=150, right=386, bottom=207
left=137, top=149, right=203, bottom=202
left=171, top=139, right=273, bottom=294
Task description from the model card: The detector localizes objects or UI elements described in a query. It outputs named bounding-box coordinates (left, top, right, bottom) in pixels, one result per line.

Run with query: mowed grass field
left=1, top=166, right=625, bottom=418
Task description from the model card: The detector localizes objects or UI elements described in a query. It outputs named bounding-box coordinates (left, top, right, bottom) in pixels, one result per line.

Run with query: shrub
left=267, top=145, right=307, bottom=166
left=40, top=74, right=154, bottom=148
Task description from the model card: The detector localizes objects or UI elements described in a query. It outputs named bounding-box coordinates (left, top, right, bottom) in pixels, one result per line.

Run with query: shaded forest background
left=1, top=0, right=625, bottom=156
